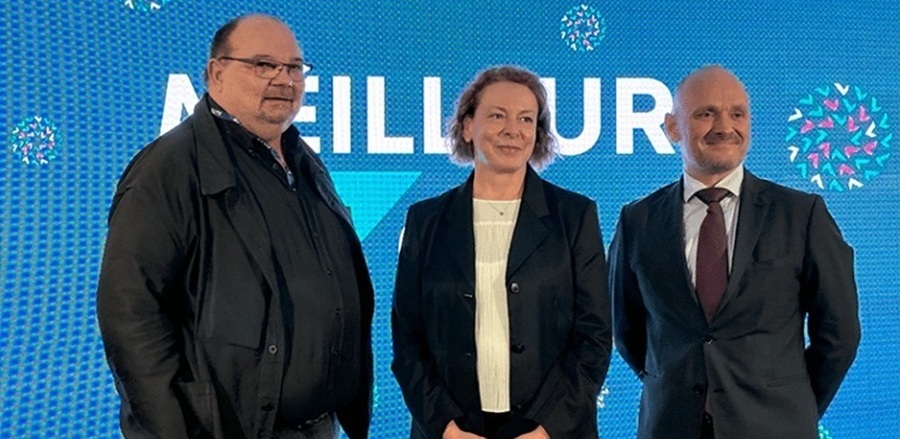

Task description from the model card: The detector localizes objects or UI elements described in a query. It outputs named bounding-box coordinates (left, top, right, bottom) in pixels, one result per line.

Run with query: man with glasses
left=97, top=14, right=373, bottom=439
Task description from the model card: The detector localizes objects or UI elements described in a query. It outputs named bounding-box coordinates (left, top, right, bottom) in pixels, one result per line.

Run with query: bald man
left=97, top=15, right=373, bottom=439
left=609, top=65, right=860, bottom=439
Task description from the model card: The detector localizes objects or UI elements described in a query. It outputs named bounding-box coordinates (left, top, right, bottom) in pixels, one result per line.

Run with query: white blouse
left=472, top=198, right=521, bottom=413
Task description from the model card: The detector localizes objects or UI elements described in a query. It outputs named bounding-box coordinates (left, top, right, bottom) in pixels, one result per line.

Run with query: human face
left=665, top=67, right=751, bottom=185
left=463, top=81, right=538, bottom=178
left=207, top=16, right=304, bottom=141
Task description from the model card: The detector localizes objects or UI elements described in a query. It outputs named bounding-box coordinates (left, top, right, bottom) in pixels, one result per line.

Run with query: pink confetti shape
left=808, top=153, right=820, bottom=168
left=818, top=142, right=831, bottom=158
left=823, top=99, right=839, bottom=111
left=846, top=116, right=859, bottom=132
left=800, top=119, right=815, bottom=134
left=863, top=141, right=877, bottom=155
left=817, top=117, right=834, bottom=128
left=858, top=105, right=870, bottom=122
left=838, top=164, right=855, bottom=175
left=844, top=145, right=860, bottom=157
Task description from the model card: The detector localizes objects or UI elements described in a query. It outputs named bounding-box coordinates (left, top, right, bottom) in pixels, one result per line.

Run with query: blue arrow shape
left=795, top=162, right=808, bottom=178
left=842, top=99, right=857, bottom=112
left=864, top=170, right=880, bottom=180
left=878, top=114, right=890, bottom=129
left=854, top=86, right=868, bottom=101
left=799, top=94, right=814, bottom=105
left=831, top=149, right=847, bottom=161
left=332, top=171, right=422, bottom=241
left=875, top=153, right=891, bottom=166
left=785, top=127, right=798, bottom=141
left=828, top=180, right=844, bottom=192
left=801, top=137, right=813, bottom=152
left=809, top=106, right=824, bottom=117
left=815, top=86, right=830, bottom=96
left=821, top=162, right=836, bottom=176
left=871, top=97, right=882, bottom=112
left=851, top=131, right=863, bottom=145
left=816, top=130, right=828, bottom=144
left=854, top=158, right=870, bottom=169
left=880, top=133, right=892, bottom=148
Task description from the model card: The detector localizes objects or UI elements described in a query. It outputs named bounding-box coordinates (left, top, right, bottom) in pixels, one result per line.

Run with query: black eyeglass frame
left=218, top=56, right=314, bottom=81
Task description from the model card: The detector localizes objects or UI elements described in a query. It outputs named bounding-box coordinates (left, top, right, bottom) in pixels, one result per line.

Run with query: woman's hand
left=443, top=420, right=488, bottom=439
left=513, top=425, right=551, bottom=439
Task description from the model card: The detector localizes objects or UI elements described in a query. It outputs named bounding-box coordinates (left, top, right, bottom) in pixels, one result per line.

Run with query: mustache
left=704, top=132, right=743, bottom=143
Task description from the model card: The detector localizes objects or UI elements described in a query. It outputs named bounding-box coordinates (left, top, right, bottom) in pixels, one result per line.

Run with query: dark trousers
left=272, top=413, right=338, bottom=439
left=701, top=412, right=715, bottom=439
left=479, top=411, right=538, bottom=439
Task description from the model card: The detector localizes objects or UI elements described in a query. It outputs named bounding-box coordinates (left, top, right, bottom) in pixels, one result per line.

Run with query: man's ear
left=664, top=113, right=680, bottom=144
left=207, top=59, right=223, bottom=89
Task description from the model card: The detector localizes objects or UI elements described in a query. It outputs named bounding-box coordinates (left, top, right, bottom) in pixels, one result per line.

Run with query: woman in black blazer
left=391, top=65, right=612, bottom=439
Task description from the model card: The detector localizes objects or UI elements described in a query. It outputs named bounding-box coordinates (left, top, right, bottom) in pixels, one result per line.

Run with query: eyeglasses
left=218, top=56, right=314, bottom=81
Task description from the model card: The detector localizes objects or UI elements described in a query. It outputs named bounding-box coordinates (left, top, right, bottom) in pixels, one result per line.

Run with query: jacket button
left=703, top=335, right=714, bottom=345
left=692, top=384, right=704, bottom=395
left=464, top=352, right=473, bottom=358
left=462, top=292, right=474, bottom=299
left=511, top=343, right=525, bottom=353
left=268, top=345, right=278, bottom=354
left=509, top=282, right=520, bottom=294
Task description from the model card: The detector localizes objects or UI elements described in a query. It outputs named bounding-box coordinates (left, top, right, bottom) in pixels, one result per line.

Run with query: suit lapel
left=717, top=170, right=769, bottom=318
left=657, top=180, right=700, bottom=308
left=506, top=167, right=550, bottom=278
left=438, top=174, right=477, bottom=290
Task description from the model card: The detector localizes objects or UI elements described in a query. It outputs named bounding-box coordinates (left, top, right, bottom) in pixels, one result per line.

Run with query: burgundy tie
left=695, top=187, right=730, bottom=321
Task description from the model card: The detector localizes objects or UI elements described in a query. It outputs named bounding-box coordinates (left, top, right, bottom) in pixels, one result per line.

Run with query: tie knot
left=695, top=187, right=730, bottom=205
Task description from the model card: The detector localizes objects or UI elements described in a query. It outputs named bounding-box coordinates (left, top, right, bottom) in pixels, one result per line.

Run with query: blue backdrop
left=2, top=1, right=898, bottom=437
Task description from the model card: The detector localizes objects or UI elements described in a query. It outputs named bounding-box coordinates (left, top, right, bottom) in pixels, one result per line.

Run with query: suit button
left=692, top=384, right=704, bottom=395
left=464, top=352, right=473, bottom=358
left=511, top=343, right=525, bottom=353
left=268, top=344, right=278, bottom=354
left=463, top=292, right=474, bottom=299
left=703, top=335, right=714, bottom=345
left=509, top=282, right=520, bottom=294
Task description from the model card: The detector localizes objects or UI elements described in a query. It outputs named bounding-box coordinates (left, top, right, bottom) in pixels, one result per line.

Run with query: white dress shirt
left=682, top=167, right=744, bottom=288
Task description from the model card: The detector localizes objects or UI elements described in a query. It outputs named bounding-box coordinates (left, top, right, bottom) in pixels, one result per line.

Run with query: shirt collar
left=683, top=165, right=744, bottom=202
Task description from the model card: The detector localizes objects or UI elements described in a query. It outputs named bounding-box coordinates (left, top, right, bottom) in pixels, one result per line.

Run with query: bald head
left=673, top=65, right=748, bottom=111
left=665, top=65, right=751, bottom=186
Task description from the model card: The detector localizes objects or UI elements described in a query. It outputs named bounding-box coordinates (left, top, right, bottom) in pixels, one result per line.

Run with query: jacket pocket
left=176, top=380, right=218, bottom=438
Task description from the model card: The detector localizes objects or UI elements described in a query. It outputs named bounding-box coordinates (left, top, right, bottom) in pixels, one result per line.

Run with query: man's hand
left=443, top=420, right=487, bottom=439
left=513, top=425, right=551, bottom=439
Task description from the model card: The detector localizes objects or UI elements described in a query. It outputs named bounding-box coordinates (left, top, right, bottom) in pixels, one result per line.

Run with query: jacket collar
left=194, top=94, right=308, bottom=196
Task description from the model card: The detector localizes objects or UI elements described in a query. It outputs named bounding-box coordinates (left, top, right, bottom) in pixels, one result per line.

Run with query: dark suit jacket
left=392, top=166, right=612, bottom=439
left=609, top=169, right=860, bottom=439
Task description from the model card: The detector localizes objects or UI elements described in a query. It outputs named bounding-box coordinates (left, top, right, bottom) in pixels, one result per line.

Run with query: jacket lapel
left=656, top=179, right=701, bottom=310
left=506, top=166, right=550, bottom=278
left=193, top=94, right=281, bottom=295
left=439, top=175, right=477, bottom=290
left=717, top=170, right=769, bottom=316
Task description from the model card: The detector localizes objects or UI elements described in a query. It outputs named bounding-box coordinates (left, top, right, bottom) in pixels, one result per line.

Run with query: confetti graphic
left=818, top=424, right=833, bottom=439
left=8, top=116, right=60, bottom=166
left=123, top=0, right=173, bottom=12
left=786, top=83, right=892, bottom=192
left=596, top=384, right=610, bottom=408
left=560, top=4, right=607, bottom=52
